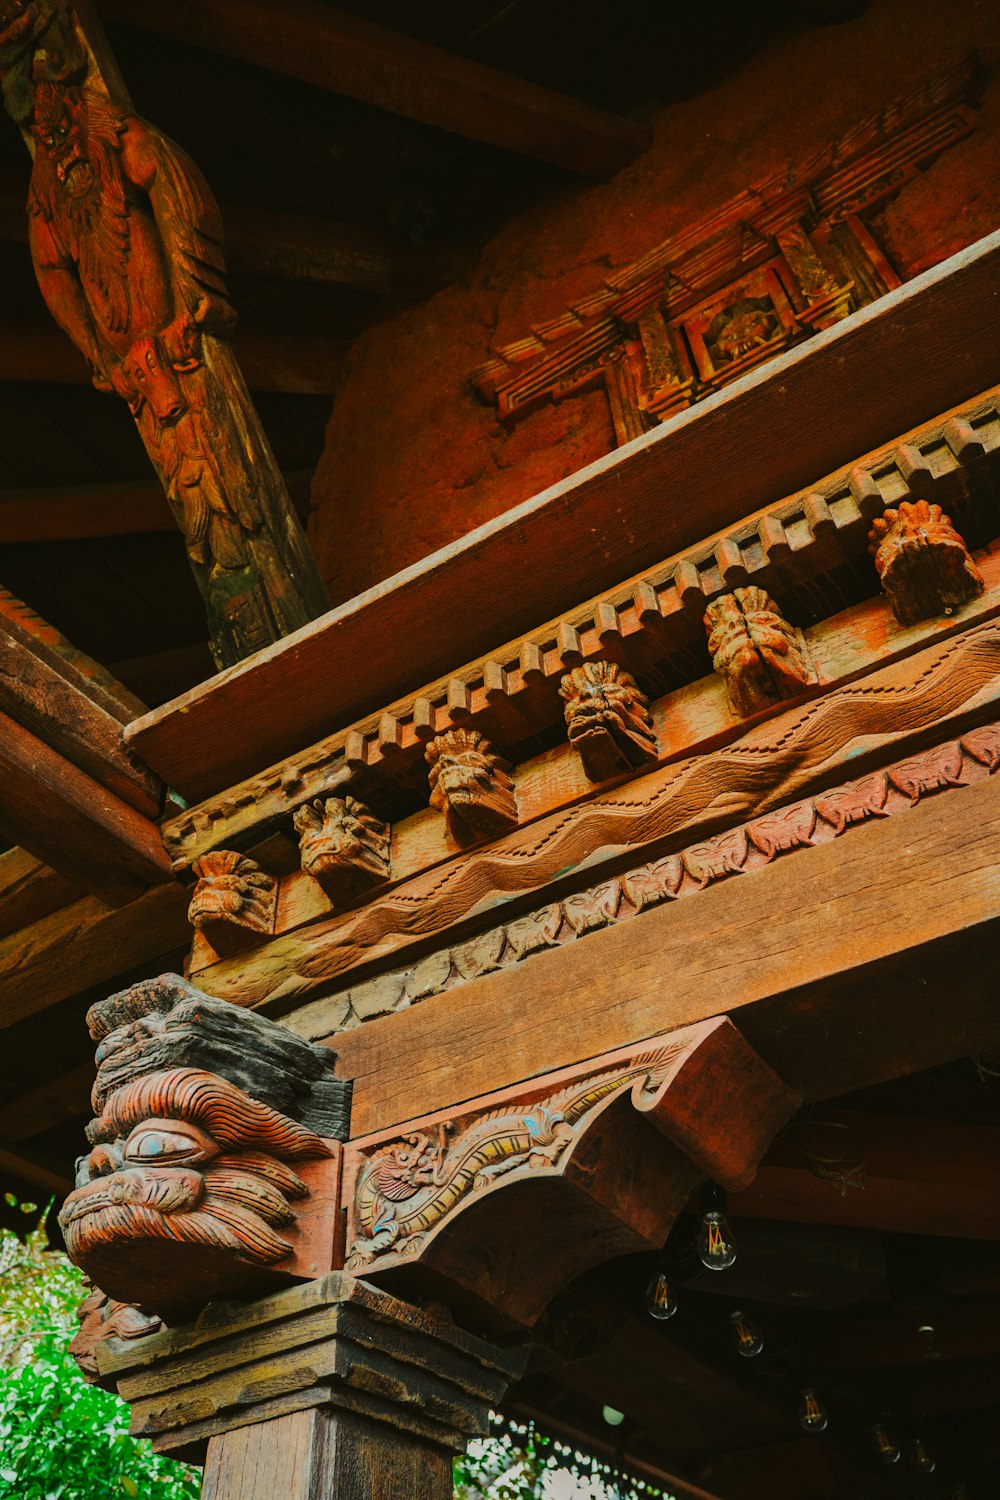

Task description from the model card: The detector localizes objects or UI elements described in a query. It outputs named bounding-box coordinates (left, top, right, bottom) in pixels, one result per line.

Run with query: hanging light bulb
left=729, top=1309, right=764, bottom=1358
left=645, top=1267, right=678, bottom=1320
left=698, top=1209, right=737, bottom=1270
left=916, top=1321, right=941, bottom=1360
left=798, top=1387, right=828, bottom=1433
left=870, top=1420, right=900, bottom=1466
left=912, top=1437, right=936, bottom=1474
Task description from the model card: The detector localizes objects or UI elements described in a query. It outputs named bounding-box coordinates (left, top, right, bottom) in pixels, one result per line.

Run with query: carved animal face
left=59, top=1068, right=330, bottom=1278
left=189, top=851, right=276, bottom=936
left=116, top=336, right=186, bottom=424
left=32, top=81, right=93, bottom=197
left=562, top=663, right=651, bottom=742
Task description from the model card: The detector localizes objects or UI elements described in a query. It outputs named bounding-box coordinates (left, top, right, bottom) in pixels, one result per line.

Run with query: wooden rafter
left=95, top=0, right=649, bottom=179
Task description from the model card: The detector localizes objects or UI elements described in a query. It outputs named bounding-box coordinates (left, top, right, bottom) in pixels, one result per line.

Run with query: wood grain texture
left=127, top=233, right=1000, bottom=800
left=95, top=0, right=648, bottom=179
left=331, top=772, right=1000, bottom=1135
left=0, top=848, right=81, bottom=940
left=0, top=883, right=190, bottom=1030
left=193, top=619, right=1000, bottom=1009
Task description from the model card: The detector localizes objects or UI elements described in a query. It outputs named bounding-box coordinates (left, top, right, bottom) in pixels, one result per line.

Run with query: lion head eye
left=122, top=1118, right=218, bottom=1167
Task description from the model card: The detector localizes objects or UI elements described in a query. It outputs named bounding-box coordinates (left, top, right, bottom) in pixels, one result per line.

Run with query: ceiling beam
left=95, top=0, right=649, bottom=178
left=0, top=322, right=344, bottom=395
left=0, top=1060, right=94, bottom=1145
left=730, top=1111, right=1000, bottom=1241
left=0, top=1141, right=73, bottom=1196
left=0, top=471, right=312, bottom=544
left=0, top=848, right=81, bottom=941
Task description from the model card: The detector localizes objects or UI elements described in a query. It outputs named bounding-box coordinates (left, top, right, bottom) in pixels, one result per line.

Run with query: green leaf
left=3, top=1192, right=16, bottom=1208
left=121, top=1479, right=138, bottom=1497
left=19, top=1202, right=38, bottom=1216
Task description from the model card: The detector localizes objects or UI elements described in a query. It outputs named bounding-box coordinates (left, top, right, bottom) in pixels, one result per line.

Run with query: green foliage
left=454, top=1424, right=672, bottom=1500
left=0, top=1195, right=201, bottom=1500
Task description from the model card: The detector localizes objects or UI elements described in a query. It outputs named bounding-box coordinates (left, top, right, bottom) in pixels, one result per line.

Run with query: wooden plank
left=0, top=608, right=161, bottom=814
left=0, top=712, right=172, bottom=905
left=0, top=322, right=344, bottom=395
left=0, top=1060, right=94, bottom=1143
left=126, top=231, right=1000, bottom=799
left=0, top=1142, right=73, bottom=1196
left=0, top=848, right=82, bottom=940
left=95, top=0, right=649, bottom=179
left=0, top=472, right=312, bottom=543
left=330, top=775, right=1000, bottom=1136
left=0, top=883, right=190, bottom=1030
left=731, top=1113, right=1000, bottom=1241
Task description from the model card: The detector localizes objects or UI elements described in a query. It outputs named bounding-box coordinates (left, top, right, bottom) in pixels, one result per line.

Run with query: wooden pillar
left=98, top=1273, right=525, bottom=1500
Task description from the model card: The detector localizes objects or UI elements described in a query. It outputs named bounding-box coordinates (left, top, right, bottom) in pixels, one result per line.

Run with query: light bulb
left=912, top=1437, right=936, bottom=1474
left=645, top=1268, right=677, bottom=1320
left=871, top=1421, right=900, bottom=1465
left=729, top=1309, right=764, bottom=1357
left=917, top=1322, right=941, bottom=1360
left=698, top=1209, right=737, bottom=1271
left=602, top=1405, right=625, bottom=1428
left=798, top=1386, right=828, bottom=1433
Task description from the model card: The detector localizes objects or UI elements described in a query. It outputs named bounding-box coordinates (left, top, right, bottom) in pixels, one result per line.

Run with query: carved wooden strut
left=425, top=728, right=517, bottom=844
left=0, top=1, right=330, bottom=667
left=293, top=795, right=391, bottom=903
left=189, top=849, right=277, bottom=953
left=868, top=500, right=984, bottom=625
left=59, top=973, right=350, bottom=1334
left=559, top=660, right=657, bottom=779
left=705, top=587, right=812, bottom=717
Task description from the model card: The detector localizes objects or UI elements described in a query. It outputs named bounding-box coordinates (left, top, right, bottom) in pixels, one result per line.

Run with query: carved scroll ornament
left=869, top=500, right=984, bottom=625
left=59, top=974, right=347, bottom=1323
left=705, top=587, right=813, bottom=717
left=559, top=660, right=657, bottom=780
left=188, top=849, right=277, bottom=953
left=293, top=795, right=391, bottom=903
left=425, top=728, right=517, bottom=844
left=0, top=2, right=328, bottom=667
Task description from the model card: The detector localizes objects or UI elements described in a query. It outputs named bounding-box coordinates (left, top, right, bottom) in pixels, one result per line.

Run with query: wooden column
left=0, top=1, right=330, bottom=669
left=99, top=1273, right=525, bottom=1500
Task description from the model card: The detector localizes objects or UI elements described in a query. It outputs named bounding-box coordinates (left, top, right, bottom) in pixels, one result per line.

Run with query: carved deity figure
left=705, top=587, right=812, bottom=717
left=559, top=660, right=658, bottom=781
left=425, top=728, right=518, bottom=844
left=59, top=974, right=347, bottom=1325
left=293, top=795, right=391, bottom=904
left=868, top=500, right=984, bottom=626
left=0, top=5, right=329, bottom=665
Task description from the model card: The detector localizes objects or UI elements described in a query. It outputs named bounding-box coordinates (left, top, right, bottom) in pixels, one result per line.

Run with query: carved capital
left=705, top=586, right=813, bottom=717
left=559, top=660, right=657, bottom=780
left=869, top=500, right=984, bottom=625
left=188, top=849, right=277, bottom=953
left=59, top=974, right=349, bottom=1327
left=293, top=795, right=390, bottom=903
left=425, top=729, right=517, bottom=844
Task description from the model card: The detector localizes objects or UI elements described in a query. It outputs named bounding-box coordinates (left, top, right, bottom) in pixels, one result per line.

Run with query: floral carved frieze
left=299, top=722, right=1000, bottom=1036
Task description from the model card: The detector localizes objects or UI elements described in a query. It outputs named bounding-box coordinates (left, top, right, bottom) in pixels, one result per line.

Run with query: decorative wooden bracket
left=0, top=1, right=329, bottom=667
left=869, top=500, right=984, bottom=625
left=343, top=1017, right=798, bottom=1327
left=188, top=850, right=278, bottom=954
left=425, top=728, right=517, bottom=845
left=705, top=587, right=813, bottom=717
left=59, top=973, right=350, bottom=1328
left=559, top=660, right=657, bottom=780
left=293, top=795, right=391, bottom=903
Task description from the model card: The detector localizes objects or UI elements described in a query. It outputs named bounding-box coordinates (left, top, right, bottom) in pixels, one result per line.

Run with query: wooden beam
left=810, top=1294, right=1000, bottom=1371
left=0, top=1060, right=94, bottom=1144
left=0, top=472, right=312, bottom=543
left=0, top=1141, right=73, bottom=1196
left=331, top=775, right=1000, bottom=1137
left=0, top=848, right=81, bottom=940
left=730, top=1112, right=1000, bottom=1241
left=0, top=322, right=344, bottom=395
left=95, top=0, right=649, bottom=179
left=0, top=711, right=173, bottom=905
left=126, top=231, right=1000, bottom=800
left=0, top=607, right=161, bottom=815
left=0, top=883, right=190, bottom=1030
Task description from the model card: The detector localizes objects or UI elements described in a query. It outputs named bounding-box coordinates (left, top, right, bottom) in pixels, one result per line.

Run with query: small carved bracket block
left=705, top=587, right=813, bottom=717
left=425, top=729, right=517, bottom=845
left=293, top=795, right=390, bottom=904
left=869, top=500, right=984, bottom=626
left=559, top=660, right=658, bottom=780
left=188, top=849, right=277, bottom=954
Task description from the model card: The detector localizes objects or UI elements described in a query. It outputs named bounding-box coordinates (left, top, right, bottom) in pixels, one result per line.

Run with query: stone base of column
left=98, top=1271, right=524, bottom=1494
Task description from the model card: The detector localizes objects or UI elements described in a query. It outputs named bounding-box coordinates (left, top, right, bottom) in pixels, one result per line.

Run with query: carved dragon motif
left=293, top=795, right=390, bottom=903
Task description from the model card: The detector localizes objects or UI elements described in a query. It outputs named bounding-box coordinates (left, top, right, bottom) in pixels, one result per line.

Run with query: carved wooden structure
left=3, top=17, right=1000, bottom=1499
left=0, top=0, right=329, bottom=667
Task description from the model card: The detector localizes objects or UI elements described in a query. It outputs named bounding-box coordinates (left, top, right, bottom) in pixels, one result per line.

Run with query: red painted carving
left=683, top=827, right=749, bottom=886
left=746, top=801, right=816, bottom=859
left=705, top=588, right=812, bottom=717
left=188, top=849, right=277, bottom=953
left=869, top=501, right=984, bottom=625
left=813, top=772, right=890, bottom=833
left=886, top=743, right=965, bottom=803
left=425, top=728, right=518, bottom=844
left=559, top=660, right=658, bottom=780
left=293, top=795, right=391, bottom=903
